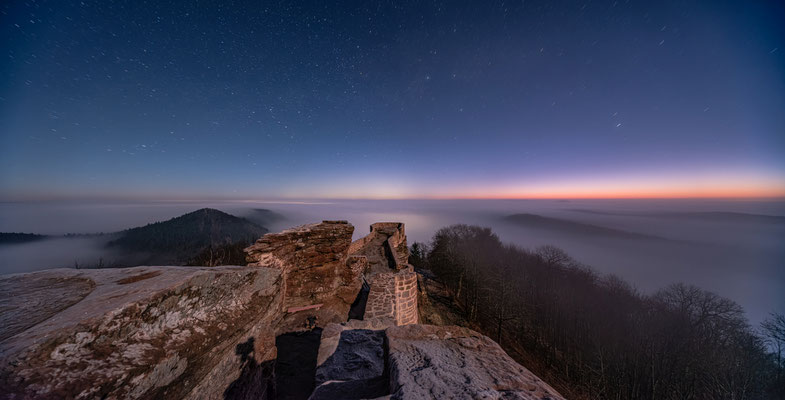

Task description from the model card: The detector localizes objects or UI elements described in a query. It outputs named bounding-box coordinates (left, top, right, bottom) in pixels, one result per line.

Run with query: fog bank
left=1, top=199, right=783, bottom=325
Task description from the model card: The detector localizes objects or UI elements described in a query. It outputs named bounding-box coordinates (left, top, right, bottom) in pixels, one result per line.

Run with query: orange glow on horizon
left=312, top=185, right=785, bottom=201
left=439, top=190, right=785, bottom=200
left=313, top=174, right=785, bottom=200
left=424, top=183, right=785, bottom=200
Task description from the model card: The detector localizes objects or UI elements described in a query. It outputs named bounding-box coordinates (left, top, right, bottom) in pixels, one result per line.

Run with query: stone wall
left=369, top=222, right=408, bottom=264
left=362, top=266, right=418, bottom=326
left=363, top=272, right=396, bottom=323
left=348, top=222, right=418, bottom=327
left=394, top=267, right=419, bottom=326
left=347, top=233, right=374, bottom=255
left=344, top=255, right=369, bottom=279
left=349, top=223, right=408, bottom=265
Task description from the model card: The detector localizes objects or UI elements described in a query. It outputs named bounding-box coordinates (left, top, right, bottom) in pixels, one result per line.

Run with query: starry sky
left=1, top=0, right=784, bottom=201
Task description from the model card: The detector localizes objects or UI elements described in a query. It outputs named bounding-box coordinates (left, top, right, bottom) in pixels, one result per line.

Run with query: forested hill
left=504, top=213, right=668, bottom=240
left=107, top=208, right=267, bottom=265
left=0, top=232, right=49, bottom=244
left=412, top=224, right=785, bottom=399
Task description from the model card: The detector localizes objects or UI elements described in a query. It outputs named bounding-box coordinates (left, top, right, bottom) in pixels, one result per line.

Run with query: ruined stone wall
left=383, top=238, right=404, bottom=270
left=369, top=222, right=408, bottom=264
left=348, top=222, right=418, bottom=326
left=345, top=255, right=369, bottom=279
left=363, top=267, right=418, bottom=326
left=364, top=272, right=396, bottom=323
left=347, top=234, right=374, bottom=255
left=395, top=267, right=419, bottom=326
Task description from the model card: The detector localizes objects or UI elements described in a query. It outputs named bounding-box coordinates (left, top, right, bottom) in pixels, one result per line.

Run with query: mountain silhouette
left=107, top=208, right=268, bottom=265
left=504, top=213, right=668, bottom=241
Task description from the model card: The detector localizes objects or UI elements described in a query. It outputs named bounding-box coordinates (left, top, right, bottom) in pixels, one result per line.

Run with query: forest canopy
left=412, top=224, right=784, bottom=399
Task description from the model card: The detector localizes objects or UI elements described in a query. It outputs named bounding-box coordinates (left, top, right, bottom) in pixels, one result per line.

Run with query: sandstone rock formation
left=0, top=220, right=563, bottom=400
left=245, top=220, right=365, bottom=332
left=0, top=266, right=283, bottom=400
left=310, top=323, right=565, bottom=400
left=387, top=324, right=564, bottom=400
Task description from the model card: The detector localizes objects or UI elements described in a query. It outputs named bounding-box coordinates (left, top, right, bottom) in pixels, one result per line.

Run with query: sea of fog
left=1, top=199, right=783, bottom=325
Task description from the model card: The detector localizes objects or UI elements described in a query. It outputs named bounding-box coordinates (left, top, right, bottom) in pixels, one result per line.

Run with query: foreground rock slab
left=386, top=324, right=564, bottom=400
left=0, top=266, right=283, bottom=400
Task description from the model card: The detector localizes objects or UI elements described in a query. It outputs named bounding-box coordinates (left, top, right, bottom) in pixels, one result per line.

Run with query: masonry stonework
left=349, top=222, right=418, bottom=327
left=394, top=267, right=419, bottom=325
left=364, top=272, right=396, bottom=322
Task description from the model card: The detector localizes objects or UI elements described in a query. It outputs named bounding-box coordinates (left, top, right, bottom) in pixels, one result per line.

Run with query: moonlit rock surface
left=386, top=324, right=565, bottom=400
left=0, top=266, right=284, bottom=400
left=0, top=221, right=564, bottom=400
left=244, top=220, right=367, bottom=332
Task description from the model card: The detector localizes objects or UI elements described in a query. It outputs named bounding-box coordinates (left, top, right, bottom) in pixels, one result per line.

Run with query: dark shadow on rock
left=383, top=241, right=398, bottom=269
left=310, top=329, right=390, bottom=400
left=274, top=328, right=323, bottom=400
left=348, top=280, right=370, bottom=320
left=224, top=337, right=276, bottom=400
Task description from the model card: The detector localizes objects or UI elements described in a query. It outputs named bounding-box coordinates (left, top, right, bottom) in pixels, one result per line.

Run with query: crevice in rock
left=347, top=280, right=370, bottom=320
left=274, top=328, right=323, bottom=400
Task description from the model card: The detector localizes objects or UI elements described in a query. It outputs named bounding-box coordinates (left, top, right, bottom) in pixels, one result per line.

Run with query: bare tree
left=762, top=312, right=785, bottom=395
left=418, top=224, right=775, bottom=400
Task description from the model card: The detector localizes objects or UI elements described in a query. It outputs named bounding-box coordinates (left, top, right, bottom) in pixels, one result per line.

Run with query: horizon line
left=2, top=194, right=785, bottom=204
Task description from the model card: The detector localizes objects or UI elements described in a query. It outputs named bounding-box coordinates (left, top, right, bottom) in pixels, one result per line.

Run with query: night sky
left=1, top=0, right=783, bottom=200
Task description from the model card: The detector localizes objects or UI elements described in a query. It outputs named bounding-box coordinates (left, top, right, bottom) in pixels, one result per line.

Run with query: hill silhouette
left=569, top=209, right=785, bottom=224
left=0, top=233, right=49, bottom=245
left=504, top=213, right=668, bottom=241
left=107, top=208, right=268, bottom=265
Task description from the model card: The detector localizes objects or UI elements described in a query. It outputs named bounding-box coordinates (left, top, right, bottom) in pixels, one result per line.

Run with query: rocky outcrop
left=387, top=324, right=564, bottom=399
left=309, top=323, right=564, bottom=400
left=0, top=266, right=283, bottom=400
left=1, top=220, right=563, bottom=400
left=245, top=220, right=365, bottom=331
left=0, top=220, right=383, bottom=400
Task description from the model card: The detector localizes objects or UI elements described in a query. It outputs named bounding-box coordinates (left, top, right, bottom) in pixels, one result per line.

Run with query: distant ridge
left=0, top=232, right=49, bottom=245
left=107, top=208, right=268, bottom=265
left=504, top=213, right=669, bottom=240
left=244, top=208, right=286, bottom=227
left=569, top=209, right=785, bottom=223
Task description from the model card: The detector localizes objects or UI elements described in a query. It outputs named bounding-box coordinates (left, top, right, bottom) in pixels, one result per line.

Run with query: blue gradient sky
left=1, top=0, right=784, bottom=200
